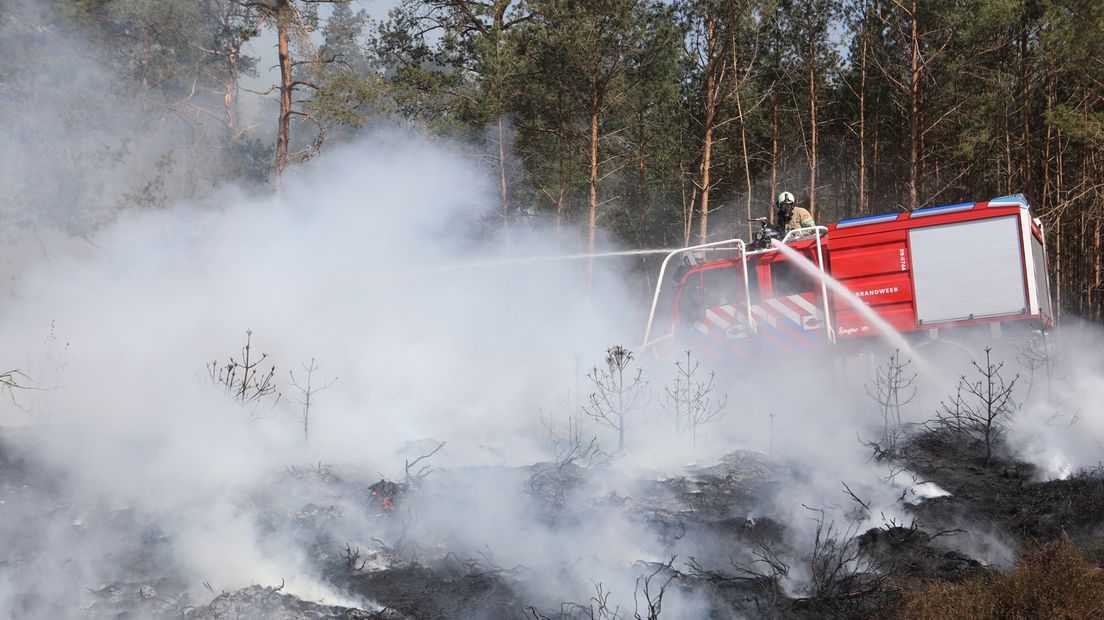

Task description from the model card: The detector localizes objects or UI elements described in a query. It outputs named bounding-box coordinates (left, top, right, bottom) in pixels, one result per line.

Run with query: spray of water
left=770, top=239, right=942, bottom=380
left=434, top=247, right=681, bottom=271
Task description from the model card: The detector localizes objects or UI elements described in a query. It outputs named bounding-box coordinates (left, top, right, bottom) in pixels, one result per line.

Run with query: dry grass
left=893, top=539, right=1104, bottom=619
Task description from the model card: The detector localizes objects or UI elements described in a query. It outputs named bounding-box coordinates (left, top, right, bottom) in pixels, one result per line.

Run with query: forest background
left=2, top=0, right=1101, bottom=321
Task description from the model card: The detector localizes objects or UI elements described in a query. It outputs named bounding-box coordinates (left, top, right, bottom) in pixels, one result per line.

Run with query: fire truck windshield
left=674, top=264, right=758, bottom=333
left=703, top=265, right=756, bottom=308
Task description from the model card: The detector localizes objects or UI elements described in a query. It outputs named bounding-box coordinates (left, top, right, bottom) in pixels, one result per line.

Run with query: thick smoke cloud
left=0, top=130, right=656, bottom=612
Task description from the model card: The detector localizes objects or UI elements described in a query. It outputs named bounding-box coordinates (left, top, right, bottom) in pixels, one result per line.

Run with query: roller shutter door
left=909, top=215, right=1026, bottom=325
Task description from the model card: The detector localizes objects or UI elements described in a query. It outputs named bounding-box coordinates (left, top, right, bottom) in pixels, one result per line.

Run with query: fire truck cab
left=642, top=195, right=1054, bottom=363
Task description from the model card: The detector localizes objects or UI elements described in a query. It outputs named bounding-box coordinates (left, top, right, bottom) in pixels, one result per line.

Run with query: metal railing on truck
left=640, top=226, right=832, bottom=351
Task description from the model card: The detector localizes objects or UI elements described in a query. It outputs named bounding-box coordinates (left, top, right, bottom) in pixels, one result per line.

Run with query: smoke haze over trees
left=2, top=0, right=1101, bottom=319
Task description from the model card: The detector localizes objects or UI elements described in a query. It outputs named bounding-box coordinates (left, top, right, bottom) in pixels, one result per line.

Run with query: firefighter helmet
left=777, top=191, right=795, bottom=205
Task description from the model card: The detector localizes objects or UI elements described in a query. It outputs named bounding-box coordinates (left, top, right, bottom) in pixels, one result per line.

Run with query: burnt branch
left=841, top=481, right=872, bottom=520
left=405, top=441, right=446, bottom=484
left=541, top=407, right=604, bottom=470
left=794, top=505, right=888, bottom=614
left=0, top=369, right=28, bottom=405
left=687, top=530, right=791, bottom=609
left=289, top=358, right=336, bottom=444
left=525, top=581, right=620, bottom=619
left=343, top=543, right=367, bottom=572
left=634, top=557, right=677, bottom=620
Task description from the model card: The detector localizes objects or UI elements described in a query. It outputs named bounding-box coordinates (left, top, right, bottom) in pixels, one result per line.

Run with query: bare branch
left=405, top=441, right=446, bottom=484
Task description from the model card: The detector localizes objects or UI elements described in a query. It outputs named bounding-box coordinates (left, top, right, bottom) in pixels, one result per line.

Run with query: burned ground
left=3, top=425, right=1104, bottom=619
left=186, top=584, right=403, bottom=619
left=902, top=431, right=1104, bottom=552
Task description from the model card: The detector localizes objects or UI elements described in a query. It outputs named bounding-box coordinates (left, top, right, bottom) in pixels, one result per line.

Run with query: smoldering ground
left=3, top=128, right=1104, bottom=620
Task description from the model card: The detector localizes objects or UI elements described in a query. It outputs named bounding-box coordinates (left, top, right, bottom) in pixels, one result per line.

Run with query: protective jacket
left=782, top=206, right=815, bottom=232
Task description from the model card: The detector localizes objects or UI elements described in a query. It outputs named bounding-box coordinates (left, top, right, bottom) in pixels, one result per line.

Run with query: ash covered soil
left=2, top=427, right=1103, bottom=620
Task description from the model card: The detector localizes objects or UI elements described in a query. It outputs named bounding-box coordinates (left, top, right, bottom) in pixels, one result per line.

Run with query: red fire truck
left=642, top=195, right=1053, bottom=363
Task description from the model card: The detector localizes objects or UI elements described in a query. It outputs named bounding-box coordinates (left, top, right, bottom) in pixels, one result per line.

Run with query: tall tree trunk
left=858, top=1, right=868, bottom=215
left=770, top=96, right=779, bottom=224
left=907, top=0, right=920, bottom=210
left=637, top=109, right=647, bottom=248
left=555, top=122, right=566, bottom=245
left=1055, top=216, right=1062, bottom=318
left=699, top=106, right=715, bottom=242
left=497, top=116, right=510, bottom=250
left=1042, top=78, right=1054, bottom=212
left=1003, top=108, right=1013, bottom=194
left=736, top=85, right=753, bottom=238
left=1055, top=126, right=1065, bottom=316
left=1018, top=22, right=1032, bottom=194
left=1095, top=213, right=1101, bottom=321
left=807, top=31, right=818, bottom=218
left=698, top=15, right=720, bottom=244
left=225, top=46, right=240, bottom=141
left=494, top=25, right=510, bottom=252
left=1080, top=209, right=1088, bottom=316
left=587, top=91, right=599, bottom=287
left=871, top=127, right=879, bottom=208
left=274, top=0, right=292, bottom=193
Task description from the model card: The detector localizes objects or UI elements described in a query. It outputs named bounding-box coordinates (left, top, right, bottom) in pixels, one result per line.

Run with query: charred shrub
left=583, top=345, right=649, bottom=452
left=207, top=329, right=281, bottom=420
left=926, top=347, right=1019, bottom=466
left=862, top=350, right=916, bottom=461
left=663, top=349, right=726, bottom=452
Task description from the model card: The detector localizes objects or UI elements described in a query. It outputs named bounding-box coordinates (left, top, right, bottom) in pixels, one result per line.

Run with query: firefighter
left=776, top=191, right=816, bottom=233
